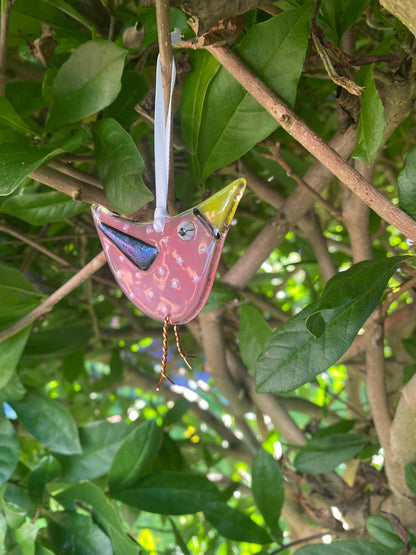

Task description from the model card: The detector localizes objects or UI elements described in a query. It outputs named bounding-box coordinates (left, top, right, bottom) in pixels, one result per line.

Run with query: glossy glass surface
left=92, top=179, right=246, bottom=324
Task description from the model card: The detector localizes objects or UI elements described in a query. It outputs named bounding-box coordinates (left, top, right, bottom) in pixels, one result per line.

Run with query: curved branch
left=203, top=43, right=416, bottom=243
left=241, top=162, right=337, bottom=282
left=224, top=126, right=358, bottom=289
left=0, top=251, right=106, bottom=342
left=30, top=165, right=115, bottom=210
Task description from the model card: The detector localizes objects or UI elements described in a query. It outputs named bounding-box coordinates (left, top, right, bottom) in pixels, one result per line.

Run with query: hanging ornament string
left=153, top=53, right=176, bottom=233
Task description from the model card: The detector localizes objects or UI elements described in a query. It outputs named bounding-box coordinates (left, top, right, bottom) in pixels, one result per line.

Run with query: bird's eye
left=177, top=220, right=196, bottom=241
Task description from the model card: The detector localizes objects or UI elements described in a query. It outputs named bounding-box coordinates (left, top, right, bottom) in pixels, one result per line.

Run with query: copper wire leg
left=173, top=324, right=193, bottom=370
left=156, top=314, right=175, bottom=390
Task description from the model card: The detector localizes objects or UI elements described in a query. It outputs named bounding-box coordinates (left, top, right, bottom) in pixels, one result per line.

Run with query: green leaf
left=398, top=146, right=416, bottom=221
left=405, top=463, right=416, bottom=497
left=239, top=304, right=272, bottom=375
left=92, top=118, right=152, bottom=213
left=0, top=96, right=34, bottom=134
left=202, top=282, right=238, bottom=313
left=168, top=517, right=191, bottom=555
left=12, top=389, right=82, bottom=455
left=27, top=455, right=62, bottom=504
left=0, top=373, right=26, bottom=403
left=305, top=311, right=326, bottom=338
left=48, top=511, right=113, bottom=555
left=353, top=65, right=386, bottom=162
left=163, top=399, right=191, bottom=427
left=294, top=433, right=369, bottom=474
left=103, top=70, right=149, bottom=128
left=0, top=326, right=31, bottom=390
left=256, top=256, right=410, bottom=393
left=0, top=417, right=20, bottom=486
left=108, top=420, right=163, bottom=492
left=43, top=0, right=93, bottom=31
left=0, top=144, right=57, bottom=196
left=13, top=521, right=38, bottom=554
left=6, top=81, right=46, bottom=117
left=182, top=3, right=313, bottom=180
left=1, top=192, right=88, bottom=225
left=252, top=449, right=284, bottom=541
left=54, top=481, right=139, bottom=555
left=114, top=471, right=219, bottom=514
left=0, top=263, right=42, bottom=330
left=62, top=351, right=85, bottom=382
left=0, top=514, right=5, bottom=552
left=11, top=0, right=90, bottom=30
left=23, top=325, right=91, bottom=358
left=203, top=502, right=271, bottom=544
left=402, top=337, right=416, bottom=360
left=62, top=420, right=131, bottom=482
left=47, top=40, right=127, bottom=128
left=181, top=52, right=221, bottom=179
left=320, top=0, right=371, bottom=42
left=366, top=515, right=406, bottom=550
left=294, top=541, right=397, bottom=554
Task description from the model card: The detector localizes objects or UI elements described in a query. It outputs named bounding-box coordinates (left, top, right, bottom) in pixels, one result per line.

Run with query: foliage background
left=0, top=0, right=416, bottom=553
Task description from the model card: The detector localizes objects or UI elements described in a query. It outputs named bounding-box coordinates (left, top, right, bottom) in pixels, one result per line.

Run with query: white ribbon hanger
left=153, top=47, right=177, bottom=233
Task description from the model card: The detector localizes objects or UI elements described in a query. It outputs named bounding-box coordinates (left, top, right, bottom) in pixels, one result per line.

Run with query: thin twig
left=382, top=276, right=416, bottom=318
left=200, top=42, right=416, bottom=243
left=48, top=160, right=102, bottom=189
left=270, top=532, right=331, bottom=554
left=365, top=306, right=392, bottom=455
left=135, top=104, right=155, bottom=126
left=223, top=126, right=358, bottom=290
left=0, top=251, right=107, bottom=342
left=155, top=0, right=172, bottom=124
left=268, top=143, right=344, bottom=221
left=155, top=0, right=177, bottom=214
left=0, top=224, right=73, bottom=268
left=29, top=166, right=114, bottom=210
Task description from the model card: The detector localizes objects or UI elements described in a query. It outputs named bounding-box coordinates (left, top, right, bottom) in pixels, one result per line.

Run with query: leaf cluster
left=0, top=0, right=416, bottom=553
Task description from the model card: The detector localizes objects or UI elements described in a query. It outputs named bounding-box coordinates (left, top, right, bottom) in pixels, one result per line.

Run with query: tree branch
left=225, top=348, right=307, bottom=446
left=267, top=142, right=343, bottom=222
left=343, top=160, right=374, bottom=263
left=241, top=162, right=337, bottom=282
left=0, top=251, right=106, bottom=342
left=124, top=364, right=254, bottom=462
left=365, top=307, right=392, bottom=454
left=224, top=126, right=358, bottom=289
left=202, top=43, right=416, bottom=243
left=155, top=0, right=173, bottom=123
left=0, top=223, right=73, bottom=268
left=29, top=165, right=115, bottom=211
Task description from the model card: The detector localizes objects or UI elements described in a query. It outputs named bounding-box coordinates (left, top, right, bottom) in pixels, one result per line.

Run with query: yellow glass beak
left=196, top=178, right=246, bottom=235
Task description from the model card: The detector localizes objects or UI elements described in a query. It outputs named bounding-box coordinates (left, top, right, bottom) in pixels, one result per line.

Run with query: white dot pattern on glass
left=91, top=178, right=246, bottom=324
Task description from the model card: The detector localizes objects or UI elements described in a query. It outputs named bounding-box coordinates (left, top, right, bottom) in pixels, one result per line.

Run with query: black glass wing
left=99, top=222, right=158, bottom=271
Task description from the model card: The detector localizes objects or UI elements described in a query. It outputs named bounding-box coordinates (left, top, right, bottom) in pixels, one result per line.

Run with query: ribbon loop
left=153, top=55, right=176, bottom=233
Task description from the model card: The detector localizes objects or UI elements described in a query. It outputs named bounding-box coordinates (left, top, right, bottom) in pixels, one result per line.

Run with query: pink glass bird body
left=92, top=178, right=246, bottom=324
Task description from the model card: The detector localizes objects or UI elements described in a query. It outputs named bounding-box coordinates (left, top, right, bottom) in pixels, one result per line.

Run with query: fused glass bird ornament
left=92, top=178, right=245, bottom=324
left=92, top=51, right=245, bottom=386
